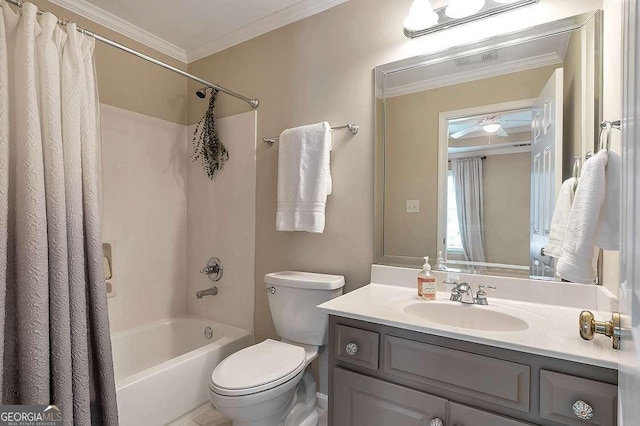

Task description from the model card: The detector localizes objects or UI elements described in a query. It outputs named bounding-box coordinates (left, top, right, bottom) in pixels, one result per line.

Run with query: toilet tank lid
left=265, top=271, right=345, bottom=290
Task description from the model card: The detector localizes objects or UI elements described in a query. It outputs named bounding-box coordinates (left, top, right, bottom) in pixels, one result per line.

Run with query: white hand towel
left=595, top=150, right=621, bottom=250
left=556, top=150, right=607, bottom=284
left=544, top=177, right=576, bottom=259
left=276, top=122, right=332, bottom=233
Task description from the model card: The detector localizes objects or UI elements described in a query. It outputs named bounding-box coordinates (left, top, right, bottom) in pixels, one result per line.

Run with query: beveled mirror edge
left=373, top=10, right=605, bottom=283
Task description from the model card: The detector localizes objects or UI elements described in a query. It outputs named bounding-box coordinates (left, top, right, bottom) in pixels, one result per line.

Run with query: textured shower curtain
left=451, top=157, right=486, bottom=263
left=0, top=2, right=118, bottom=425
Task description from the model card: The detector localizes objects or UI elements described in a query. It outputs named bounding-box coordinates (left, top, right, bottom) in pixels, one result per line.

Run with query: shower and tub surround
left=112, top=316, right=252, bottom=425
left=0, top=2, right=117, bottom=424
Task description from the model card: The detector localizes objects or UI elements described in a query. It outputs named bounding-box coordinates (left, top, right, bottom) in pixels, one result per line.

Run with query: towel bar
left=263, top=123, right=359, bottom=146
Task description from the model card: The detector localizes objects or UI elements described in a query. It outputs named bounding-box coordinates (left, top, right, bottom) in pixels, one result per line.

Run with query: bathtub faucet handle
left=201, top=257, right=223, bottom=282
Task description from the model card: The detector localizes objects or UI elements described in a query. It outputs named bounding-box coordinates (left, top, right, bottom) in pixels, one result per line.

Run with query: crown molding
left=186, top=0, right=349, bottom=62
left=50, top=0, right=348, bottom=64
left=49, top=0, right=188, bottom=63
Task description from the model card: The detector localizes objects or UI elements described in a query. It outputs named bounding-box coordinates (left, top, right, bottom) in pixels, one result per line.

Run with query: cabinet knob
left=572, top=400, right=594, bottom=420
left=345, top=342, right=358, bottom=356
left=429, top=418, right=443, bottom=426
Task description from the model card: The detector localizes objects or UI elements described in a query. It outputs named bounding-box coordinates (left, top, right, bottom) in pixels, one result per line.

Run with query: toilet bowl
left=208, top=271, right=345, bottom=426
left=209, top=339, right=318, bottom=426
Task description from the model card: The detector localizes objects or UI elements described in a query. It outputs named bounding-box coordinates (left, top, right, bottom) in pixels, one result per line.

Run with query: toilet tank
left=265, top=271, right=345, bottom=346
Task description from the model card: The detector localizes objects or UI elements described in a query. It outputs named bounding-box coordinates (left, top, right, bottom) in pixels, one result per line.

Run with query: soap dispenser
left=417, top=256, right=436, bottom=300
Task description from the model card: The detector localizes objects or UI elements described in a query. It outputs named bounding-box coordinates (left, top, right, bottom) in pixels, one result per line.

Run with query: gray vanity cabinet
left=328, top=315, right=618, bottom=426
left=333, top=368, right=447, bottom=426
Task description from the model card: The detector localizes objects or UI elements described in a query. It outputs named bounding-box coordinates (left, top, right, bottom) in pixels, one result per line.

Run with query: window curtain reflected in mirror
left=451, top=158, right=486, bottom=262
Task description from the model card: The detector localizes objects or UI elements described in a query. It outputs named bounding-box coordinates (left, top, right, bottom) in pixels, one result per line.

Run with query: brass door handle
left=579, top=310, right=620, bottom=349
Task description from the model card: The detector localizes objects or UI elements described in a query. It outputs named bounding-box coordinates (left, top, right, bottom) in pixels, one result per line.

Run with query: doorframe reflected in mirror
left=437, top=99, right=535, bottom=277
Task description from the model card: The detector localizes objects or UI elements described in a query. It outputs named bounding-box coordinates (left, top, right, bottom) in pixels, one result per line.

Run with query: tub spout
left=196, top=286, right=218, bottom=299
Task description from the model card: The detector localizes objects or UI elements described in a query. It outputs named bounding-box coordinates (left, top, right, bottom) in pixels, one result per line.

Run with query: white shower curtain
left=451, top=157, right=486, bottom=263
left=0, top=2, right=118, bottom=425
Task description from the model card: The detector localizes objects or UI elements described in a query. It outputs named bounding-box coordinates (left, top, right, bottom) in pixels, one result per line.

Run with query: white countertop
left=319, top=278, right=619, bottom=370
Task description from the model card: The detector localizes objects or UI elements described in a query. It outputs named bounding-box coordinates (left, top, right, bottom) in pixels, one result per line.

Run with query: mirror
left=375, top=11, right=603, bottom=281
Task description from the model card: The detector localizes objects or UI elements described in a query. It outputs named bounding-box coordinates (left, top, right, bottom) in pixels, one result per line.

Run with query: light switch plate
left=406, top=200, right=419, bottom=213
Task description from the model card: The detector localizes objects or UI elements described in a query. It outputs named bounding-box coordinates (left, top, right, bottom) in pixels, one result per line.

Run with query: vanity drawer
left=383, top=335, right=530, bottom=412
left=539, top=370, right=617, bottom=426
left=335, top=324, right=379, bottom=371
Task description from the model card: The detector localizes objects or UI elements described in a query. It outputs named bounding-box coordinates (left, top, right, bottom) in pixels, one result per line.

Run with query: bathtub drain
left=204, top=327, right=214, bottom=339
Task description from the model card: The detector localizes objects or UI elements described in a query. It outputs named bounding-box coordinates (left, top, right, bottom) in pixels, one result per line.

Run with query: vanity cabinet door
left=333, top=367, right=447, bottom=426
left=449, top=402, right=534, bottom=426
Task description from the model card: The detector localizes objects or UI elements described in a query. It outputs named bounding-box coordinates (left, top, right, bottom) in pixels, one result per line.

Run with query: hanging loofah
left=191, top=89, right=229, bottom=178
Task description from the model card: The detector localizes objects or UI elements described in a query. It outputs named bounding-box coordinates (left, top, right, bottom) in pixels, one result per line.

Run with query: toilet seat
left=210, top=339, right=306, bottom=397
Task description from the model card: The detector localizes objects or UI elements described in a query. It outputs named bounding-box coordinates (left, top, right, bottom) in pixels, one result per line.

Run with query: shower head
left=196, top=87, right=208, bottom=98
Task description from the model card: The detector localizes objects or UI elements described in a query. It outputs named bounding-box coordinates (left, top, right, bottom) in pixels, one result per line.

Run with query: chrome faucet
left=196, top=286, right=218, bottom=299
left=457, top=282, right=475, bottom=304
left=448, top=282, right=496, bottom=305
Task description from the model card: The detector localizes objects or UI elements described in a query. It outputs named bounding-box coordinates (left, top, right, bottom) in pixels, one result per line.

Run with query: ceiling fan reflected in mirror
left=449, top=113, right=531, bottom=139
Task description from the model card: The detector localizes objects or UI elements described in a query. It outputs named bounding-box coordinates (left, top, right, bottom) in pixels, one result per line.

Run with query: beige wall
left=31, top=0, right=188, bottom=125
left=383, top=66, right=556, bottom=259
left=562, top=30, right=585, bottom=180
left=186, top=0, right=605, bottom=342
left=101, top=105, right=187, bottom=332
left=483, top=153, right=531, bottom=266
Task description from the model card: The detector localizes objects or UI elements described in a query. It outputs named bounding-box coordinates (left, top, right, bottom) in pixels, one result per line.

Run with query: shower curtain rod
left=4, top=0, right=260, bottom=109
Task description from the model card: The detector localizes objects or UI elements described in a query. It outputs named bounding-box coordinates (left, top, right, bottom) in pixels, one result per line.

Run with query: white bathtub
left=111, top=316, right=253, bottom=426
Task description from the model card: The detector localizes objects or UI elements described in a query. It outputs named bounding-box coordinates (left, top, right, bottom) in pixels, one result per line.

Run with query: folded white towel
left=276, top=122, right=332, bottom=233
left=556, top=150, right=607, bottom=284
left=595, top=150, right=621, bottom=250
left=544, top=177, right=576, bottom=259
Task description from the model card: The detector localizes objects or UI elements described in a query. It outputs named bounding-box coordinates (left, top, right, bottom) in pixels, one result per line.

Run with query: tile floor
left=173, top=403, right=327, bottom=426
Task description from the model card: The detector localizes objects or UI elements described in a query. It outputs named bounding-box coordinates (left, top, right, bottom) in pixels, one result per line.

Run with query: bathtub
left=111, top=316, right=253, bottom=425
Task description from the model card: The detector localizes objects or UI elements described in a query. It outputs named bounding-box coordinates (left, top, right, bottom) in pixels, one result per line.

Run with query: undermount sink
left=402, top=301, right=529, bottom=332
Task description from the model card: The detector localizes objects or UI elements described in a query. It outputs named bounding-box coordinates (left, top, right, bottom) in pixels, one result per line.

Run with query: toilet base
left=283, top=368, right=318, bottom=426
left=212, top=367, right=319, bottom=426
left=296, top=408, right=318, bottom=426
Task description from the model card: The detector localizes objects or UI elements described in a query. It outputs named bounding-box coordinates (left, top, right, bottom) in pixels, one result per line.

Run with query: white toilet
left=208, top=271, right=345, bottom=426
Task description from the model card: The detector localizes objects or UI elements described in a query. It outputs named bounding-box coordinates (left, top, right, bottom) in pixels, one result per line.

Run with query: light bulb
left=445, top=0, right=486, bottom=19
left=403, top=0, right=439, bottom=32
left=483, top=123, right=501, bottom=133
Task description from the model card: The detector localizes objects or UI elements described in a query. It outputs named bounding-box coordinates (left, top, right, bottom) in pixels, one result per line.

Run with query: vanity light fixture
left=445, top=0, right=485, bottom=19
left=403, top=0, right=439, bottom=32
left=404, top=0, right=540, bottom=38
